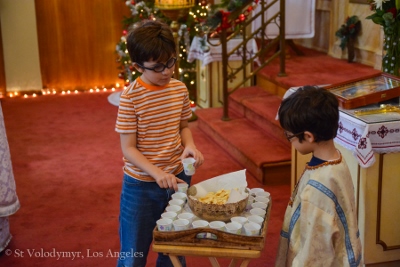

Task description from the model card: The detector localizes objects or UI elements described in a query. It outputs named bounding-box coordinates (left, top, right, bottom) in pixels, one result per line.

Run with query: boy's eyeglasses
left=136, top=57, right=177, bottom=73
left=284, top=131, right=304, bottom=141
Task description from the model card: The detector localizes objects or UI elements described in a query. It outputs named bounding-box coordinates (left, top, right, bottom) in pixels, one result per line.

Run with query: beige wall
left=295, top=0, right=382, bottom=69
left=0, top=0, right=42, bottom=92
left=330, top=1, right=382, bottom=68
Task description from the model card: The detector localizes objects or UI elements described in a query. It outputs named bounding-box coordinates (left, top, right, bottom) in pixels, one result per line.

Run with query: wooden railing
left=206, top=0, right=286, bottom=120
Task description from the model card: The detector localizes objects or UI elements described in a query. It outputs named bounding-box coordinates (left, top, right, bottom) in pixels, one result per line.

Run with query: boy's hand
left=154, top=172, right=185, bottom=191
left=181, top=146, right=204, bottom=168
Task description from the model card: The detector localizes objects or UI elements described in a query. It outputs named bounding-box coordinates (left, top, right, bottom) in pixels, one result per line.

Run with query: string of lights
left=7, top=85, right=121, bottom=99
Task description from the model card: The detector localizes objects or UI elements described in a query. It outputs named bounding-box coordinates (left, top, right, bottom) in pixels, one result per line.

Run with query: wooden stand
left=152, top=200, right=272, bottom=266
left=152, top=244, right=261, bottom=267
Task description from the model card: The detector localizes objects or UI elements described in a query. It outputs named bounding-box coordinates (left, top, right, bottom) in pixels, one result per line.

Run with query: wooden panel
left=34, top=0, right=130, bottom=91
left=377, top=153, right=400, bottom=250
left=196, top=60, right=210, bottom=108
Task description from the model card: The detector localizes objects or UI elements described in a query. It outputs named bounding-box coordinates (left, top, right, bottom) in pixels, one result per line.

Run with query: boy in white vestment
left=275, top=86, right=362, bottom=267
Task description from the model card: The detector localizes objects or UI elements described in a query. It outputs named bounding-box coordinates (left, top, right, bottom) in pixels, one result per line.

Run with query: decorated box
left=325, top=73, right=400, bottom=109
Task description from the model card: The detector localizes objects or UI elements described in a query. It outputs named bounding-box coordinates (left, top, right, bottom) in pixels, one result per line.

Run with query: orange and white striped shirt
left=115, top=77, right=192, bottom=182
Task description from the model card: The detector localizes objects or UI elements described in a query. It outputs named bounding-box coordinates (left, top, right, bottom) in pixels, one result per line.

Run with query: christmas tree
left=115, top=0, right=210, bottom=103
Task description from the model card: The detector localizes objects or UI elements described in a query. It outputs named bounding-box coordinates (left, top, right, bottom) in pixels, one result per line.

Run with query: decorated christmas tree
left=115, top=0, right=209, bottom=102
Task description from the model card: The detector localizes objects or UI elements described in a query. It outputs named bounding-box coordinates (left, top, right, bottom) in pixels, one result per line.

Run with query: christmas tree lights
left=115, top=0, right=210, bottom=102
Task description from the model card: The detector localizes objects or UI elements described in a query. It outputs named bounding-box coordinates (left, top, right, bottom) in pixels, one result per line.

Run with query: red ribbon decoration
left=221, top=10, right=232, bottom=29
left=214, top=1, right=259, bottom=33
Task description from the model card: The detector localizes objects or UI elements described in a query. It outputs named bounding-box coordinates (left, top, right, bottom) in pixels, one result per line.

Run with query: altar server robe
left=275, top=154, right=362, bottom=267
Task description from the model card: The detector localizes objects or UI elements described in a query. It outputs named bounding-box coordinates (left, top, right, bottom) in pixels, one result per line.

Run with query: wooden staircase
left=193, top=46, right=381, bottom=185
left=195, top=86, right=291, bottom=185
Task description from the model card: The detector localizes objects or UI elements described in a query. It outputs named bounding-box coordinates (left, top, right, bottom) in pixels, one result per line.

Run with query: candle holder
left=155, top=0, right=195, bottom=79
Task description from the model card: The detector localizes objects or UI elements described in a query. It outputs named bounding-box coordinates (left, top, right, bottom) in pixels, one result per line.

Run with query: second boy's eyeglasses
left=136, top=57, right=177, bottom=73
left=284, top=131, right=304, bottom=141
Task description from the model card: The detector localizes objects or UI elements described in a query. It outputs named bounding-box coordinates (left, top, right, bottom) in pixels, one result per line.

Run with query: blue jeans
left=116, top=171, right=191, bottom=267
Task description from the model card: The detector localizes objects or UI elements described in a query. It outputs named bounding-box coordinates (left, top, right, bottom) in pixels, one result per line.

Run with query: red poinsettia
left=366, top=0, right=400, bottom=34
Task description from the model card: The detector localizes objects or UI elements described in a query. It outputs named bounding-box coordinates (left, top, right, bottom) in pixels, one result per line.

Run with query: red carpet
left=0, top=92, right=290, bottom=266
left=259, top=46, right=382, bottom=89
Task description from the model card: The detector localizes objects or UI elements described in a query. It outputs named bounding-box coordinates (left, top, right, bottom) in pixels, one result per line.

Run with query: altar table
left=152, top=244, right=261, bottom=267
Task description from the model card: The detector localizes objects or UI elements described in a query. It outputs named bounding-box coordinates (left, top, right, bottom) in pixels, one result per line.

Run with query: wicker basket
left=153, top=199, right=272, bottom=250
left=187, top=190, right=248, bottom=222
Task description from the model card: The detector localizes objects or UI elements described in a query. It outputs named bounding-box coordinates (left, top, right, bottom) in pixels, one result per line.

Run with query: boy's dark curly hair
left=278, top=86, right=339, bottom=143
left=126, top=20, right=176, bottom=65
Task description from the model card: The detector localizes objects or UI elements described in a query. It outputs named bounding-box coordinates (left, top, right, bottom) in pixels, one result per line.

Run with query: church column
left=0, top=0, right=42, bottom=93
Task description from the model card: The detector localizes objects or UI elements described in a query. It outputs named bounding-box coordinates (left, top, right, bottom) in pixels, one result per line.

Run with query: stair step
left=229, top=86, right=274, bottom=116
left=196, top=107, right=291, bottom=184
left=229, top=86, right=287, bottom=144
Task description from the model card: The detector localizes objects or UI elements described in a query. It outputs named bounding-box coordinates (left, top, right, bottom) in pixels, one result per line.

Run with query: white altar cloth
left=251, top=0, right=315, bottom=39
left=335, top=110, right=400, bottom=168
left=187, top=36, right=259, bottom=66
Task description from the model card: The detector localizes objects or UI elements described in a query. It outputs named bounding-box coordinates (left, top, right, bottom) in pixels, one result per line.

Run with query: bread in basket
left=187, top=186, right=248, bottom=222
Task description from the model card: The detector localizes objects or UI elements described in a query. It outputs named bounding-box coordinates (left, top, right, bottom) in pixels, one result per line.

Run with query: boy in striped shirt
left=115, top=20, right=204, bottom=267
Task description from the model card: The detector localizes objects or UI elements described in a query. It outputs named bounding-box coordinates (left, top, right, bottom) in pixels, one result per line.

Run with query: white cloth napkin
left=252, top=0, right=316, bottom=39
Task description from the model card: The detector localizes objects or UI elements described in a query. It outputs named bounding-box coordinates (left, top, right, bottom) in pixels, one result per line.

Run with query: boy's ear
left=132, top=63, right=144, bottom=73
left=303, top=131, right=315, bottom=143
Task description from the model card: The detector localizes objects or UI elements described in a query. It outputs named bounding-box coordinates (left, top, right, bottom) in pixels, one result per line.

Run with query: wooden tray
left=153, top=200, right=271, bottom=251
left=324, top=73, right=400, bottom=109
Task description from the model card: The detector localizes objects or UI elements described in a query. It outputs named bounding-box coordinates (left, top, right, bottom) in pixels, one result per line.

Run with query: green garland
left=335, top=16, right=361, bottom=50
